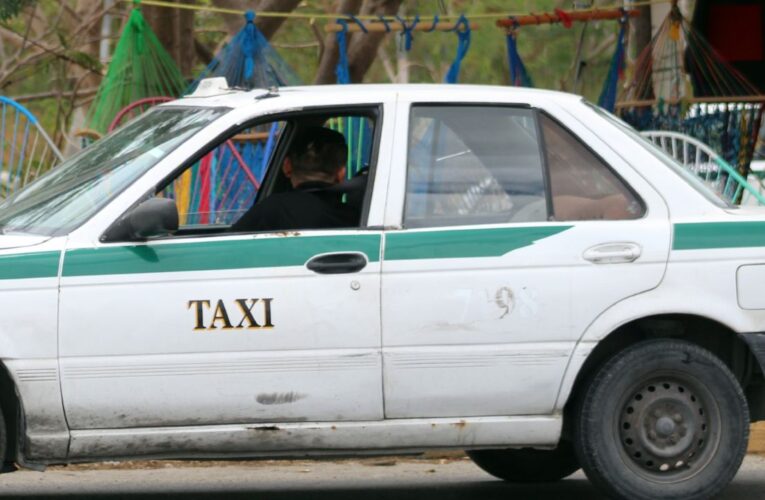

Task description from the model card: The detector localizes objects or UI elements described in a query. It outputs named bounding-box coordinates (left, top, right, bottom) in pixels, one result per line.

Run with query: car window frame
left=101, top=104, right=385, bottom=243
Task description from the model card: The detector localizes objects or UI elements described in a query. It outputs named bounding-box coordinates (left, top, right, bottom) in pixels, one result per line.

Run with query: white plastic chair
left=642, top=130, right=765, bottom=206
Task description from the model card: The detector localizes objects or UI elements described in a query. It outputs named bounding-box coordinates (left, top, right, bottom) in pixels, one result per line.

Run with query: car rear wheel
left=467, top=441, right=579, bottom=482
left=574, top=339, right=749, bottom=500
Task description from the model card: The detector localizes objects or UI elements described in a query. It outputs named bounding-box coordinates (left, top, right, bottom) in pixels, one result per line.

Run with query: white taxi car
left=0, top=82, right=763, bottom=500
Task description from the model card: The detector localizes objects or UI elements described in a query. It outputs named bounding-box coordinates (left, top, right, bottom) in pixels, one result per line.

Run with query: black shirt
left=232, top=181, right=359, bottom=232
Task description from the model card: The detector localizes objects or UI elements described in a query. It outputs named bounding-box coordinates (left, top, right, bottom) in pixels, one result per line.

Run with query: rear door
left=380, top=97, right=670, bottom=418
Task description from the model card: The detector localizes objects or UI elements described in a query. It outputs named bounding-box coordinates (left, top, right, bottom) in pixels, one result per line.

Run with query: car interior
left=154, top=107, right=378, bottom=238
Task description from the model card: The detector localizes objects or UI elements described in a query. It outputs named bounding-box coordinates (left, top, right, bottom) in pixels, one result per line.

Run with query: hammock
left=597, top=13, right=628, bottom=112
left=617, top=3, right=763, bottom=187
left=186, top=10, right=300, bottom=93
left=86, top=4, right=186, bottom=134
left=0, top=96, right=63, bottom=198
left=505, top=23, right=534, bottom=88
left=444, top=15, right=471, bottom=84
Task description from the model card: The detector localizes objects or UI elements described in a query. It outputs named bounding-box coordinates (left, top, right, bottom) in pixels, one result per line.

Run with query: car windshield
left=0, top=106, right=228, bottom=237
left=585, top=102, right=731, bottom=208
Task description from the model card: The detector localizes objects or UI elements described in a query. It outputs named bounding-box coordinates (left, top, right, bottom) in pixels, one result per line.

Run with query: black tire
left=574, top=339, right=749, bottom=500
left=467, top=441, right=579, bottom=482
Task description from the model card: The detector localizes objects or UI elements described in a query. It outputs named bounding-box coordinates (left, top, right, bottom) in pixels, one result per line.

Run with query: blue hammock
left=597, top=14, right=628, bottom=112
left=506, top=33, right=533, bottom=87
left=444, top=15, right=471, bottom=84
left=187, top=11, right=301, bottom=92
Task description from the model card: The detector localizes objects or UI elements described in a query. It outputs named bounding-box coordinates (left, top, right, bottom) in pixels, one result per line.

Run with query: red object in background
left=708, top=4, right=763, bottom=62
left=198, top=154, right=212, bottom=224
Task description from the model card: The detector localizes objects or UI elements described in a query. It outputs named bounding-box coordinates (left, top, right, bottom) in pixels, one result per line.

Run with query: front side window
left=159, top=121, right=286, bottom=227
left=0, top=106, right=227, bottom=236
left=150, top=110, right=376, bottom=236
left=404, top=105, right=547, bottom=228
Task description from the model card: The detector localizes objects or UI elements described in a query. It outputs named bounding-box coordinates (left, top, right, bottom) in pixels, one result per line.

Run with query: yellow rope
left=123, top=0, right=671, bottom=23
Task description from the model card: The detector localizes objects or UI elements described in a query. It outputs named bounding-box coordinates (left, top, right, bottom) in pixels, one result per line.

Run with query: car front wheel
left=574, top=339, right=749, bottom=500
left=467, top=441, right=579, bottom=482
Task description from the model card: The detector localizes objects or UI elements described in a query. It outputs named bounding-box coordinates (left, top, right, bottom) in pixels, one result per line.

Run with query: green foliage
left=0, top=0, right=34, bottom=21
left=65, top=50, right=103, bottom=74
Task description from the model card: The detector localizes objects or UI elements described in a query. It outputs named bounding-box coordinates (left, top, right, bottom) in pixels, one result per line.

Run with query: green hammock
left=86, top=4, right=186, bottom=133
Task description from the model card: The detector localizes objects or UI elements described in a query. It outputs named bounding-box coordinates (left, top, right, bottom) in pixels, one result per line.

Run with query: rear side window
left=540, top=113, right=643, bottom=221
left=404, top=106, right=547, bottom=228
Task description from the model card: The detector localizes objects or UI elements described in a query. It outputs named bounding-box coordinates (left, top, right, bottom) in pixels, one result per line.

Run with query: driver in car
left=232, top=126, right=359, bottom=232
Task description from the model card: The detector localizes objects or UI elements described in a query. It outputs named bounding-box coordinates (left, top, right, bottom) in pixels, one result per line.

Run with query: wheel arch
left=558, top=312, right=765, bottom=437
left=0, top=361, right=22, bottom=464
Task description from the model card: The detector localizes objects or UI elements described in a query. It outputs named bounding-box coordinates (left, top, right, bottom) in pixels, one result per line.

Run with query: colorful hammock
left=86, top=3, right=186, bottom=133
left=0, top=96, right=63, bottom=198
left=617, top=3, right=763, bottom=184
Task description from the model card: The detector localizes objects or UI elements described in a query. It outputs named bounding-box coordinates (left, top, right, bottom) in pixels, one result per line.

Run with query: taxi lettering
left=187, top=298, right=274, bottom=331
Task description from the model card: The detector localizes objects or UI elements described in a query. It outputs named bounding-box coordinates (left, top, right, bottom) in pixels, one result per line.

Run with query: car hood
left=0, top=233, right=52, bottom=250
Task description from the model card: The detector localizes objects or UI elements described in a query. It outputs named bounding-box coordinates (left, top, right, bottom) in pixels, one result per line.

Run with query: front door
left=381, top=101, right=670, bottom=418
left=58, top=110, right=387, bottom=430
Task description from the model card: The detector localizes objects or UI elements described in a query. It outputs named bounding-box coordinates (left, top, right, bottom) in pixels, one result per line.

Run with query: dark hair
left=288, top=126, right=347, bottom=177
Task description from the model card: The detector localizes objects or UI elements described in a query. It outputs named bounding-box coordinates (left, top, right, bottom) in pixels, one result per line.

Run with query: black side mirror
left=102, top=198, right=179, bottom=242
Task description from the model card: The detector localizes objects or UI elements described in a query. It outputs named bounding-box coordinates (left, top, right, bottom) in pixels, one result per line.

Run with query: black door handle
left=306, top=253, right=368, bottom=274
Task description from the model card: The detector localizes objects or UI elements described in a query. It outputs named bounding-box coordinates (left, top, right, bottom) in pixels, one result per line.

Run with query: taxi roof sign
left=188, top=77, right=233, bottom=98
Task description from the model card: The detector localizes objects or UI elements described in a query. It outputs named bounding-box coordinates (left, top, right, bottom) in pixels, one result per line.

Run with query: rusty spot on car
left=273, top=231, right=301, bottom=237
left=256, top=392, right=307, bottom=405
left=249, top=425, right=280, bottom=431
left=453, top=420, right=467, bottom=429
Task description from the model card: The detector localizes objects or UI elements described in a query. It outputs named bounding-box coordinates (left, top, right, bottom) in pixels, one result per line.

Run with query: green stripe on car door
left=673, top=222, right=765, bottom=250
left=63, top=234, right=381, bottom=277
left=0, top=250, right=60, bottom=280
left=385, top=225, right=572, bottom=261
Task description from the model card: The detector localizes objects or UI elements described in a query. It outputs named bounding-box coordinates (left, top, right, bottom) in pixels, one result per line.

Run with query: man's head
left=283, top=126, right=347, bottom=187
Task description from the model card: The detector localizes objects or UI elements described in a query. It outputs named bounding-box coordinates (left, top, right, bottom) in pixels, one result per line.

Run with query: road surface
left=0, top=454, right=764, bottom=499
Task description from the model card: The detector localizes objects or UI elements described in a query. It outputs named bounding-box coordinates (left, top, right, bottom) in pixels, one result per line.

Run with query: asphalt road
left=0, top=454, right=764, bottom=499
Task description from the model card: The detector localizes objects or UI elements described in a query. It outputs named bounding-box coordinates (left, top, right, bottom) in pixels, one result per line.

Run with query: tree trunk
left=62, top=0, right=104, bottom=155
left=630, top=4, right=651, bottom=62
left=346, top=0, right=403, bottom=83
left=314, top=0, right=403, bottom=84
left=143, top=2, right=195, bottom=78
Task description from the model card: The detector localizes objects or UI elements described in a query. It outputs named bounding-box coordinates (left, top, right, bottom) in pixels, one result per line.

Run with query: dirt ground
left=749, top=422, right=765, bottom=453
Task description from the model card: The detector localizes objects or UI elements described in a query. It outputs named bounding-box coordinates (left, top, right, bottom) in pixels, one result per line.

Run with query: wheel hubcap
left=620, top=380, right=709, bottom=474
